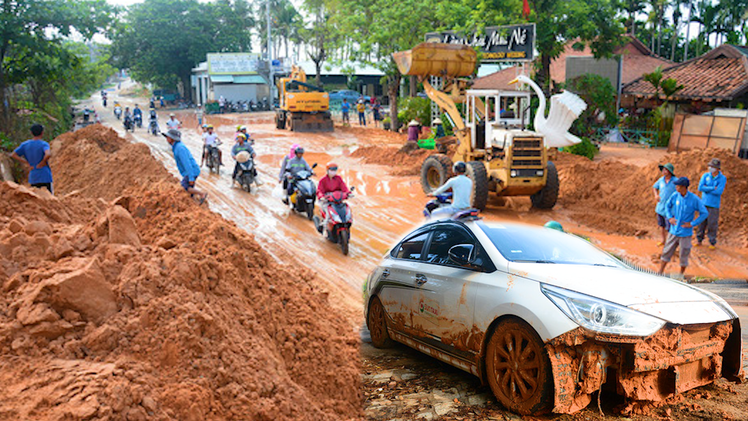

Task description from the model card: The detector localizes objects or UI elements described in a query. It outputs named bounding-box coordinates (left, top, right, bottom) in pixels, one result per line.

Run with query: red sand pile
left=557, top=148, right=748, bottom=246
left=351, top=145, right=437, bottom=176
left=0, top=125, right=361, bottom=420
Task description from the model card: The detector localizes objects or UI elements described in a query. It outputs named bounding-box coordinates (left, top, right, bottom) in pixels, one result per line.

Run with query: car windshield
left=478, top=222, right=624, bottom=267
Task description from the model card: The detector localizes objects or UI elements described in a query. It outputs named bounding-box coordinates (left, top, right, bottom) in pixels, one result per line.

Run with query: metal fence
left=593, top=127, right=659, bottom=147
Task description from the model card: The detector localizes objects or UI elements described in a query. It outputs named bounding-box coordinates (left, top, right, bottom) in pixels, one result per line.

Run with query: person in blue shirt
left=162, top=129, right=208, bottom=204
left=341, top=99, right=350, bottom=125
left=10, top=124, right=53, bottom=193
left=658, top=177, right=708, bottom=277
left=696, top=158, right=727, bottom=249
left=426, top=161, right=473, bottom=219
left=652, top=162, right=676, bottom=246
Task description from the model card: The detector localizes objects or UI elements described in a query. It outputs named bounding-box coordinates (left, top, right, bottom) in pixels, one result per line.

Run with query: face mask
left=328, top=170, right=338, bottom=177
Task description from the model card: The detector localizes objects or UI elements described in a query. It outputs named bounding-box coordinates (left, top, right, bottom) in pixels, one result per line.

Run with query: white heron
left=509, top=75, right=587, bottom=148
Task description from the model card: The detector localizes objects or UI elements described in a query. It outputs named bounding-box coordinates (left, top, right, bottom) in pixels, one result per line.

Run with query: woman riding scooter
left=279, top=145, right=311, bottom=204
left=314, top=162, right=350, bottom=233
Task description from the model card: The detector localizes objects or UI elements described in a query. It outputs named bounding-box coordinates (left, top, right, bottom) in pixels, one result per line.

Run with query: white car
left=364, top=219, right=742, bottom=415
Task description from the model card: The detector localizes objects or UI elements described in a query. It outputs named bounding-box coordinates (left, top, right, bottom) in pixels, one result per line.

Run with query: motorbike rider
left=123, top=107, right=133, bottom=129
left=315, top=162, right=350, bottom=233
left=113, top=102, right=122, bottom=118
left=201, top=124, right=222, bottom=167
left=279, top=145, right=311, bottom=204
left=133, top=105, right=143, bottom=125
left=239, top=126, right=254, bottom=144
left=426, top=161, right=473, bottom=218
left=166, top=113, right=181, bottom=131
left=231, top=133, right=261, bottom=187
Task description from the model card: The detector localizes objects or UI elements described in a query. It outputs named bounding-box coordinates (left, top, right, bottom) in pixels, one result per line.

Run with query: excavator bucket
left=393, top=43, right=477, bottom=78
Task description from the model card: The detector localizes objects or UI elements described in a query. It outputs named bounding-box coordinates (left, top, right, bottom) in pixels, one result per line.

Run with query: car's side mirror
left=312, top=163, right=318, bottom=169
left=448, top=244, right=475, bottom=266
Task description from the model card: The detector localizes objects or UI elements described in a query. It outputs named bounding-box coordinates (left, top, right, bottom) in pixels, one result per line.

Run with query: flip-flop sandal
left=199, top=194, right=208, bottom=205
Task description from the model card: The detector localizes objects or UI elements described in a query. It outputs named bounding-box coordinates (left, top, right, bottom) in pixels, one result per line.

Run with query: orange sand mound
left=0, top=124, right=361, bottom=420
left=557, top=148, right=748, bottom=246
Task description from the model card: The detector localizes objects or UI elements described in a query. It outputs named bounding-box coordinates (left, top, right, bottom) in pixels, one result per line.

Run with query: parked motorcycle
left=206, top=145, right=221, bottom=174
left=314, top=187, right=355, bottom=255
left=286, top=164, right=317, bottom=220
left=123, top=115, right=135, bottom=132
left=233, top=152, right=256, bottom=192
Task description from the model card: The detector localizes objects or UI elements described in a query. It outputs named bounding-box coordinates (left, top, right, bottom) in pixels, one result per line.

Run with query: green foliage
left=564, top=74, right=619, bottom=136
left=644, top=66, right=684, bottom=103
left=0, top=0, right=113, bottom=143
left=562, top=137, right=598, bottom=159
left=396, top=97, right=430, bottom=127
left=111, top=0, right=254, bottom=91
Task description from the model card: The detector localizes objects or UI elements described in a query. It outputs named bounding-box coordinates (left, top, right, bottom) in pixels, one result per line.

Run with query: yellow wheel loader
left=275, top=65, right=334, bottom=132
left=393, top=43, right=584, bottom=210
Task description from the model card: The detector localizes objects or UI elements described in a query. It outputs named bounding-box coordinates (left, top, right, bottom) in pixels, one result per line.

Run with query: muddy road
left=89, top=85, right=748, bottom=420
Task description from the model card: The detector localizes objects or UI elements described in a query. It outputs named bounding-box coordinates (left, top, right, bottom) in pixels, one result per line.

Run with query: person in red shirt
left=316, top=162, right=350, bottom=233
left=317, top=162, right=349, bottom=199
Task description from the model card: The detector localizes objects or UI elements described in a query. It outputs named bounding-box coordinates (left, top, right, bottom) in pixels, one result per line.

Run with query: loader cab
left=464, top=89, right=532, bottom=151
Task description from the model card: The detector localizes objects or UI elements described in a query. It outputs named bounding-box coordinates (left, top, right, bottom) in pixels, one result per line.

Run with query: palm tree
left=646, top=0, right=669, bottom=55
left=670, top=0, right=683, bottom=61
left=618, top=0, right=645, bottom=35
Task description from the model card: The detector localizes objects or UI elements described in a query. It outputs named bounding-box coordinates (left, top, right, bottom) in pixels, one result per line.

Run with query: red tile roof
left=472, top=66, right=527, bottom=90
left=622, top=45, right=748, bottom=101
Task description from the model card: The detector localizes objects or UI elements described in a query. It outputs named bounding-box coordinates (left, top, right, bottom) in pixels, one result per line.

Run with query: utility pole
left=267, top=0, right=275, bottom=103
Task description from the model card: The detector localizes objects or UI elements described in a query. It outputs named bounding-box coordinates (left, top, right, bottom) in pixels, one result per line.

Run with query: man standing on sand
left=658, top=177, right=708, bottom=277
left=166, top=113, right=181, bottom=131
left=652, top=163, right=676, bottom=246
left=10, top=124, right=53, bottom=193
left=162, top=129, right=208, bottom=204
left=697, top=158, right=727, bottom=249
left=195, top=104, right=204, bottom=128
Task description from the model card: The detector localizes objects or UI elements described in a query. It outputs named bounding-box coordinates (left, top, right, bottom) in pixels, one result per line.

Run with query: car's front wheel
left=485, top=318, right=553, bottom=415
left=367, top=296, right=393, bottom=348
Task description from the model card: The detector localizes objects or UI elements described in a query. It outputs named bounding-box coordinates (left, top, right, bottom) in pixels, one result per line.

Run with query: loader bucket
left=393, top=43, right=477, bottom=78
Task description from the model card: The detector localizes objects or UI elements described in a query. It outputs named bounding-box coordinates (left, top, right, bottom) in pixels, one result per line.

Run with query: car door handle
left=382, top=269, right=390, bottom=278
left=415, top=274, right=428, bottom=286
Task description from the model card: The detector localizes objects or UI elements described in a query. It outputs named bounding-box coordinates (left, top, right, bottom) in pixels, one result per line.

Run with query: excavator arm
left=393, top=43, right=479, bottom=161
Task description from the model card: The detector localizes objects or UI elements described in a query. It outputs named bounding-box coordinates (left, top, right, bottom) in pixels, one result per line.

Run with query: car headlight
left=541, top=284, right=665, bottom=336
left=510, top=170, right=517, bottom=177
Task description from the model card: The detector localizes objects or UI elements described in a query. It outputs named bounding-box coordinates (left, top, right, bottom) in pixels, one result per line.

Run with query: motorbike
left=114, top=106, right=122, bottom=120
left=134, top=114, right=142, bottom=128
left=423, top=192, right=480, bottom=220
left=286, top=163, right=317, bottom=220
left=149, top=119, right=159, bottom=135
left=234, top=156, right=256, bottom=192
left=206, top=145, right=221, bottom=174
left=314, top=187, right=355, bottom=255
left=123, top=115, right=135, bottom=132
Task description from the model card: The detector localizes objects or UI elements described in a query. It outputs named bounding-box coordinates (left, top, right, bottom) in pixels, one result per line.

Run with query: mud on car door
left=414, top=226, right=495, bottom=356
left=377, top=231, right=431, bottom=333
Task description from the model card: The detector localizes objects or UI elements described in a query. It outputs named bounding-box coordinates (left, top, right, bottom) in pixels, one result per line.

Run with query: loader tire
left=420, top=154, right=453, bottom=194
left=531, top=161, right=559, bottom=209
left=466, top=161, right=489, bottom=211
left=275, top=111, right=286, bottom=129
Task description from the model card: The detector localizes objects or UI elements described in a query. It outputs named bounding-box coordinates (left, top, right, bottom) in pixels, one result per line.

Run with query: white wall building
left=191, top=53, right=270, bottom=105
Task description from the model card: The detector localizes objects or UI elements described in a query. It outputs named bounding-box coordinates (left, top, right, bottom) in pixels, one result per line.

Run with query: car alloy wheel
left=368, top=296, right=393, bottom=348
left=486, top=318, right=553, bottom=415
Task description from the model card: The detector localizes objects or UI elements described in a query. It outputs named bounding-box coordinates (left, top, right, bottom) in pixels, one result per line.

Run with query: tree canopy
left=110, top=0, right=255, bottom=91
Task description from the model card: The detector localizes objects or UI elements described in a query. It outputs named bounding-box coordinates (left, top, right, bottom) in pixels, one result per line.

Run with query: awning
left=209, top=75, right=234, bottom=83
left=233, top=75, right=266, bottom=84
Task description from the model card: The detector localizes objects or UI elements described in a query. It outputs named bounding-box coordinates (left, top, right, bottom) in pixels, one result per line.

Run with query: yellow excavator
left=275, top=65, right=333, bottom=132
left=393, top=43, right=586, bottom=210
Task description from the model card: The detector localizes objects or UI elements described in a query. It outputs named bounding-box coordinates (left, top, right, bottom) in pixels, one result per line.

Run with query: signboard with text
left=207, top=53, right=260, bottom=75
left=425, top=24, right=535, bottom=62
